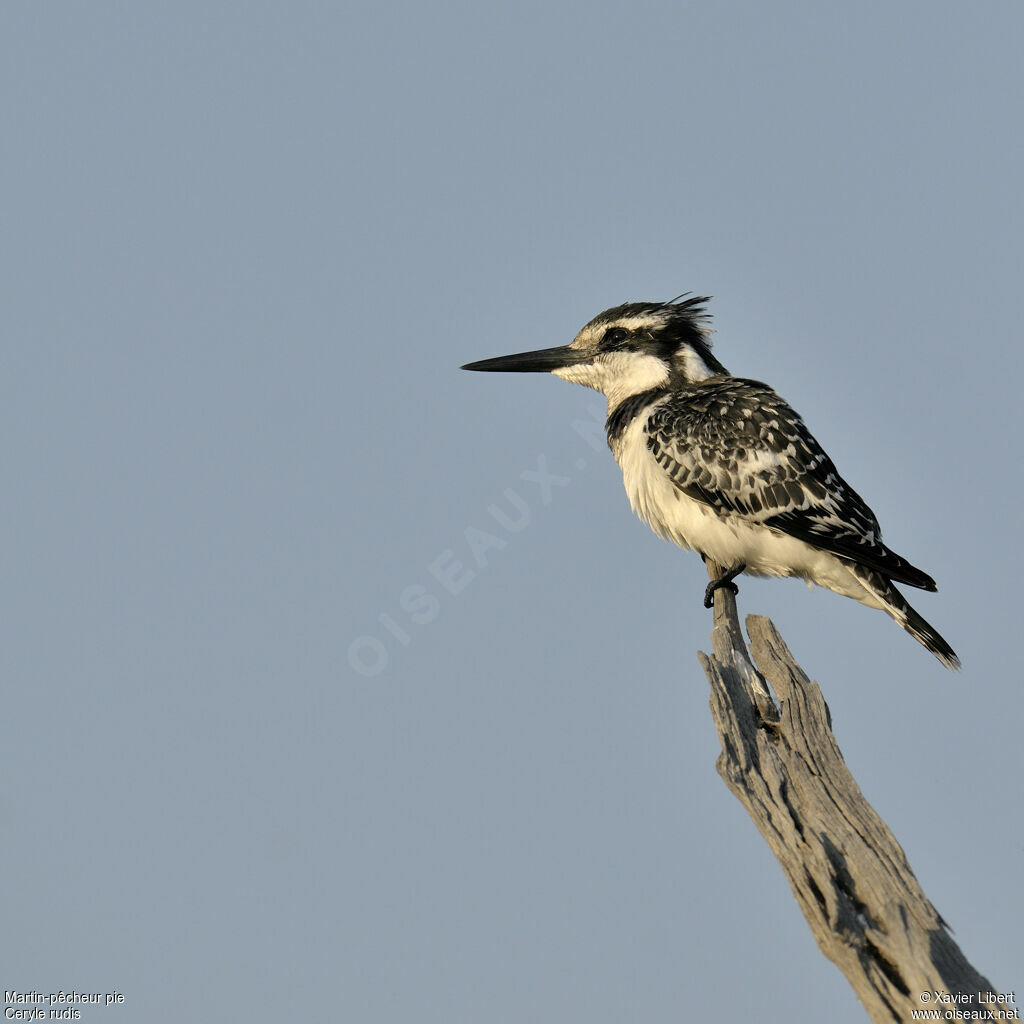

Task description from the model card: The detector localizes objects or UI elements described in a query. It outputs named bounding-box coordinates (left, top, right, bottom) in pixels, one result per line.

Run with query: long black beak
left=461, top=345, right=588, bottom=373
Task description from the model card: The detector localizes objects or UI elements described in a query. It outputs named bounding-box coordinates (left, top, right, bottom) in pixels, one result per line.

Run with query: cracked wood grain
left=699, top=560, right=997, bottom=1023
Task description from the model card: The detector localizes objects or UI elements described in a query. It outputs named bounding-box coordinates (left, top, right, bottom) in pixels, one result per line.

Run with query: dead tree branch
left=699, top=559, right=997, bottom=1023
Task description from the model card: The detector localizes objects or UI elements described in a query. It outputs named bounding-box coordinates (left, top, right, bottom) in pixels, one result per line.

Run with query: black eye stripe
left=602, top=326, right=634, bottom=349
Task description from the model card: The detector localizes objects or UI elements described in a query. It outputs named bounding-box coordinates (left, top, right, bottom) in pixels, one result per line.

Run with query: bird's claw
left=703, top=563, right=746, bottom=608
left=703, top=579, right=739, bottom=608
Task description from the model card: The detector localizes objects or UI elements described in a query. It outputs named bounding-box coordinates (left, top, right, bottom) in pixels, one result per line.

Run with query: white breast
left=611, top=410, right=880, bottom=607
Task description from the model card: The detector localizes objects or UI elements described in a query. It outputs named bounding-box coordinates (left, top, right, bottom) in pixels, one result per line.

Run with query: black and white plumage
left=462, top=296, right=959, bottom=669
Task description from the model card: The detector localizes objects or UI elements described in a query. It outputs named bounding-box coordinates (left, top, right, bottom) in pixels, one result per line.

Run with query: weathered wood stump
left=699, top=560, right=997, bottom=1023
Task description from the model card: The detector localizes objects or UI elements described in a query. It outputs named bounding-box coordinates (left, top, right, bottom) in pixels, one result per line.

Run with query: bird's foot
left=703, top=563, right=746, bottom=608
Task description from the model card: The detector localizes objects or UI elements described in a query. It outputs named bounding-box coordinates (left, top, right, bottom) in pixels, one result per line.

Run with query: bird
left=461, top=295, right=959, bottom=669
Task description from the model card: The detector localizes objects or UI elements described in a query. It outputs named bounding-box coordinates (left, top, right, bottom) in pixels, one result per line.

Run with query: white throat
left=553, top=352, right=670, bottom=413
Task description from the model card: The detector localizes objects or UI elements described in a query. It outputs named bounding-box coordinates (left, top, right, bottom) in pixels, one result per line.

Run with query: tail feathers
left=855, top=568, right=960, bottom=670
left=902, top=602, right=961, bottom=670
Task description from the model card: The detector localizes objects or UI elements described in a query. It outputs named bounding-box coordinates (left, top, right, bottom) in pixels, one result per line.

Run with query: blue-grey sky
left=5, top=3, right=1021, bottom=1021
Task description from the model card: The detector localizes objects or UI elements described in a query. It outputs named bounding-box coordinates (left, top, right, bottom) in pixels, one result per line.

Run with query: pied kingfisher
left=461, top=296, right=959, bottom=669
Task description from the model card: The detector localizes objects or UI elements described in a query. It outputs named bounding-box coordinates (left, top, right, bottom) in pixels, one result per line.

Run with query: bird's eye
left=603, top=327, right=630, bottom=346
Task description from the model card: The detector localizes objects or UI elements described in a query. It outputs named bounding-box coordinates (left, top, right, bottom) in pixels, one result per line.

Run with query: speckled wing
left=644, top=379, right=937, bottom=591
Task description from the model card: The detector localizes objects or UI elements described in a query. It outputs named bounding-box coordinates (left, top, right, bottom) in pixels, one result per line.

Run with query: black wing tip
left=884, top=553, right=938, bottom=592
left=897, top=566, right=938, bottom=592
